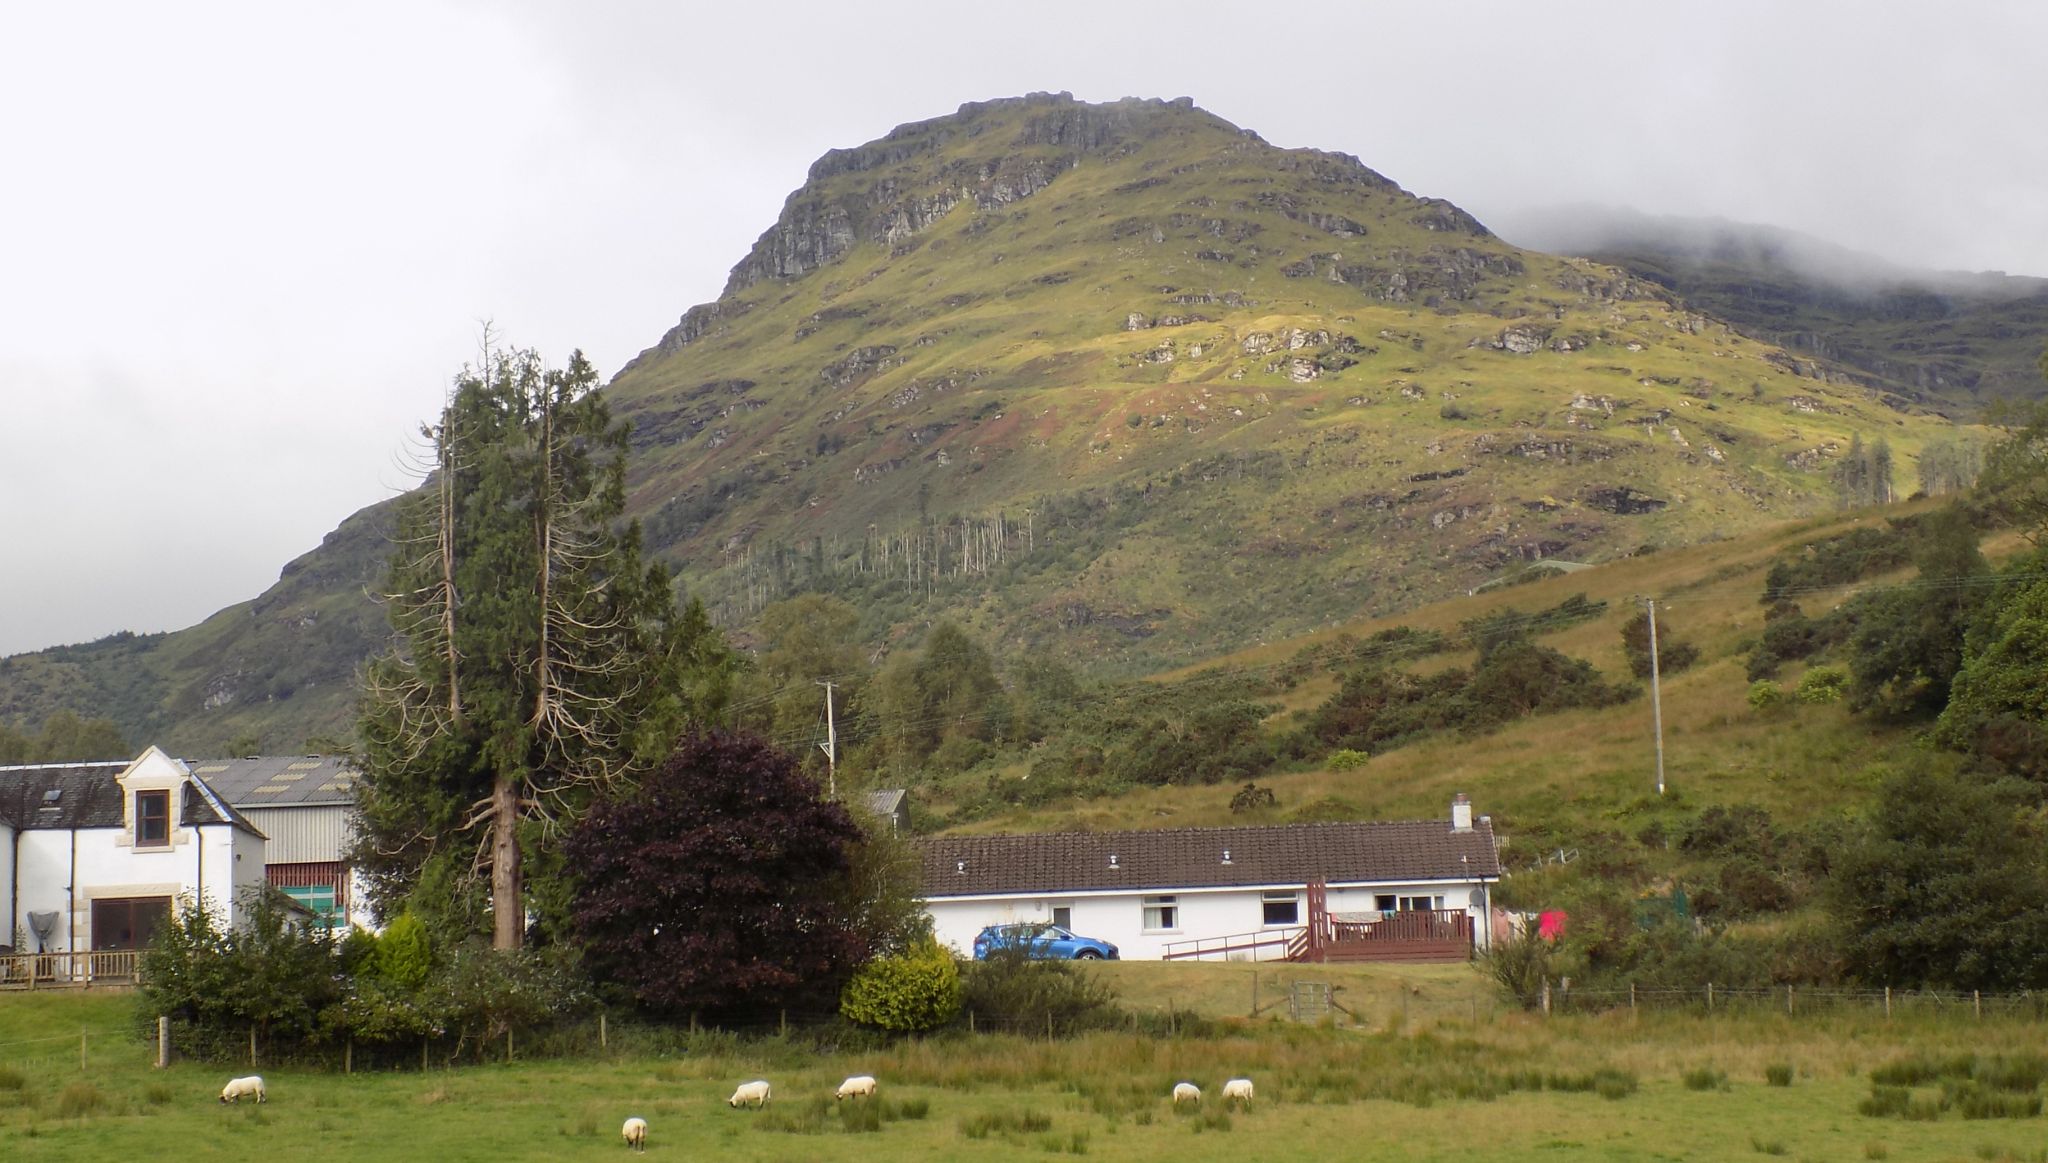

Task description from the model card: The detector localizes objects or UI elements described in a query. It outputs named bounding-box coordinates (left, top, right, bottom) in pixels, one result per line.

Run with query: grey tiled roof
left=920, top=819, right=1500, bottom=898
left=186, top=755, right=359, bottom=807
left=0, top=761, right=259, bottom=834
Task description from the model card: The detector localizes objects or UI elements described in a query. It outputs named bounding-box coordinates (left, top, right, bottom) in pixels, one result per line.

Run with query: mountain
left=1493, top=204, right=2048, bottom=412
left=0, top=93, right=1983, bottom=755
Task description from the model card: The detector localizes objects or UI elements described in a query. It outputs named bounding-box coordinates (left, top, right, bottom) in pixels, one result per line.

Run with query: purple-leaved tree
left=566, top=730, right=870, bottom=1019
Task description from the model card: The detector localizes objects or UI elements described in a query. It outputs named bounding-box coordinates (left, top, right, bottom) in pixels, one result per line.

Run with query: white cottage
left=0, top=746, right=266, bottom=979
left=920, top=798, right=1501, bottom=963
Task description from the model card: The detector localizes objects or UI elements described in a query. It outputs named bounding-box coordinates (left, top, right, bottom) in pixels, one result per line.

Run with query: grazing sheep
left=728, top=1079, right=772, bottom=1109
left=219, top=1075, right=266, bottom=1104
left=1222, top=1077, right=1254, bottom=1107
left=1172, top=1081, right=1201, bottom=1106
left=836, top=1074, right=878, bottom=1101
left=622, top=1116, right=647, bottom=1152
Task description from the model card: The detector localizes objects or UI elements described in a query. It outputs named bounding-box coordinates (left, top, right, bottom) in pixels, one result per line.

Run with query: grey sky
left=4, top=0, right=2044, bottom=657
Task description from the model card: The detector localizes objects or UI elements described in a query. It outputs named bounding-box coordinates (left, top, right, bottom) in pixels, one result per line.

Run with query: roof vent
left=956, top=860, right=967, bottom=874
left=1109, top=854, right=1120, bottom=868
left=41, top=788, right=63, bottom=806
left=1221, top=848, right=1232, bottom=865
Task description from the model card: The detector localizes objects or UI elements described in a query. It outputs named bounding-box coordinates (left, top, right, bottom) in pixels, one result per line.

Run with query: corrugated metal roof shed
left=189, top=755, right=359, bottom=806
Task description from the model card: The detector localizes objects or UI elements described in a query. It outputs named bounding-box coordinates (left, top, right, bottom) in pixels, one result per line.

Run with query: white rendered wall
left=15, top=823, right=261, bottom=953
left=928, top=879, right=1493, bottom=962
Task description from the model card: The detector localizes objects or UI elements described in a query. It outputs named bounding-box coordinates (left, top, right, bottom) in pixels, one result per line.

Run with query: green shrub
left=1859, top=1086, right=1911, bottom=1118
left=961, top=947, right=1123, bottom=1034
left=374, top=912, right=433, bottom=989
left=1765, top=1064, right=1794, bottom=1087
left=0, top=1065, right=25, bottom=1091
left=1747, top=680, right=1785, bottom=712
left=1797, top=665, right=1849, bottom=704
left=841, top=936, right=963, bottom=1032
left=1325, top=749, right=1369, bottom=772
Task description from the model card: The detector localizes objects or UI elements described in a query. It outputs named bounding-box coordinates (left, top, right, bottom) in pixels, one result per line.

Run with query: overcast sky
left=3, top=0, right=2044, bottom=657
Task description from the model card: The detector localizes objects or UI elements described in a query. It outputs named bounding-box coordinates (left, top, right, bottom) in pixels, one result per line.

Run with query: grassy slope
left=7, top=989, right=2048, bottom=1161
left=928, top=498, right=2000, bottom=872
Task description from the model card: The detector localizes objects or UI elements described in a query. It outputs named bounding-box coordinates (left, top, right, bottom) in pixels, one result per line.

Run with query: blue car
left=972, top=922, right=1119, bottom=961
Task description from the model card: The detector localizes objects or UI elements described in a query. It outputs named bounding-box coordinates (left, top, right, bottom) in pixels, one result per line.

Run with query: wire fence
left=1532, top=982, right=2048, bottom=1021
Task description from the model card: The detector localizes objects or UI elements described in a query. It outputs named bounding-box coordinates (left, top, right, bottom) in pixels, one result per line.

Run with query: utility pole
left=817, top=680, right=837, bottom=799
left=1642, top=597, right=1667, bottom=796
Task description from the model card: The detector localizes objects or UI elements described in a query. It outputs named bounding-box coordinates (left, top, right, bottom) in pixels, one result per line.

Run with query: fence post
left=600, top=1012, right=607, bottom=1051
left=1629, top=982, right=1636, bottom=1013
left=1884, top=986, right=1892, bottom=1020
left=1975, top=990, right=1982, bottom=1020
left=1706, top=982, right=1714, bottom=1011
left=345, top=1037, right=352, bottom=1075
left=249, top=1027, right=258, bottom=1069
left=80, top=1028, right=88, bottom=1073
left=1540, top=978, right=1551, bottom=1016
left=506, top=1028, right=513, bottom=1063
left=422, top=1037, right=429, bottom=1072
left=1250, top=972, right=1258, bottom=1018
left=1786, top=984, right=1793, bottom=1017
left=968, top=1010, right=975, bottom=1034
left=157, top=1016, right=170, bottom=1069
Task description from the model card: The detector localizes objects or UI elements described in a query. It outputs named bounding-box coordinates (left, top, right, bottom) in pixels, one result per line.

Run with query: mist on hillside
left=1489, top=204, right=2048, bottom=300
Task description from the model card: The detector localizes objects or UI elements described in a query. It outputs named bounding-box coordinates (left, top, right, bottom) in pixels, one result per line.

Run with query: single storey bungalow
left=919, top=796, right=1501, bottom=962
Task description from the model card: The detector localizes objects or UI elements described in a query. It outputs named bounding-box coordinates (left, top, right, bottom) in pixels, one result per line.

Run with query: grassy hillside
left=915, top=497, right=2011, bottom=905
left=0, top=92, right=2004, bottom=756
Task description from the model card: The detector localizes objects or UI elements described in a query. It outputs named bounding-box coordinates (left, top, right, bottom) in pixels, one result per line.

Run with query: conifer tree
left=355, top=343, right=731, bottom=949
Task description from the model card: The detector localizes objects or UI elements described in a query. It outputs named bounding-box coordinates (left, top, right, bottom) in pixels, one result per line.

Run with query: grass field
left=7, top=966, right=2048, bottom=1162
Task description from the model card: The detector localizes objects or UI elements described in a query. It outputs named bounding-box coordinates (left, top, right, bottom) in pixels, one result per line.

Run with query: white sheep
left=621, top=1116, right=648, bottom=1151
left=1222, top=1077, right=1254, bottom=1107
left=219, top=1075, right=266, bottom=1104
left=836, top=1074, right=878, bottom=1100
left=1172, top=1081, right=1201, bottom=1106
left=728, top=1079, right=772, bottom=1108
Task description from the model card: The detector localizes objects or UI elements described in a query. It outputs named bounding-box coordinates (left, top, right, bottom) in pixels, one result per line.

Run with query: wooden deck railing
left=1330, top=909, right=1472, bottom=945
left=0, top=951, right=142, bottom=990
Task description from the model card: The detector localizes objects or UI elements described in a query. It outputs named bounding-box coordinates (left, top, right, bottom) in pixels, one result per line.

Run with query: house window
left=135, top=790, right=171, bottom=847
left=1052, top=906, right=1073, bottom=929
left=1142, top=895, right=1179, bottom=932
left=1374, top=894, right=1397, bottom=912
left=1397, top=895, right=1446, bottom=912
left=1261, top=891, right=1300, bottom=926
left=280, top=885, right=346, bottom=931
left=92, top=897, right=171, bottom=951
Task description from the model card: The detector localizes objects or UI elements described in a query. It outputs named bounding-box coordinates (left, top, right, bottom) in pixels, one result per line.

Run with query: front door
left=91, top=897, right=171, bottom=951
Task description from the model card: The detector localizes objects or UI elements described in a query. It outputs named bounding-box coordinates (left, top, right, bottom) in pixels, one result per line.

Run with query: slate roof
left=920, top=819, right=1501, bottom=898
left=0, top=760, right=262, bottom=834
left=186, top=755, right=359, bottom=807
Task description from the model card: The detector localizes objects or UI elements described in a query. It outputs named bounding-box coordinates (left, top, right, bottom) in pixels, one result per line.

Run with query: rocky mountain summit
left=0, top=93, right=1971, bottom=754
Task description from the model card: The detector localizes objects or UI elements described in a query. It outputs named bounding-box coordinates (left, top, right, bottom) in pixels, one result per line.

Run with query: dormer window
left=136, top=790, right=171, bottom=847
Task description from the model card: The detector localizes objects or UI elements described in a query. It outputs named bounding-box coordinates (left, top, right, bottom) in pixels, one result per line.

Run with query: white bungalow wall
left=928, top=879, right=1493, bottom=962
